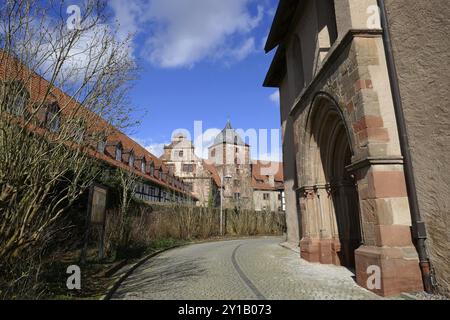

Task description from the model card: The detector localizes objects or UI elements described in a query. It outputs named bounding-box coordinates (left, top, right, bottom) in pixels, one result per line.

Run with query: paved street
left=113, top=237, right=380, bottom=300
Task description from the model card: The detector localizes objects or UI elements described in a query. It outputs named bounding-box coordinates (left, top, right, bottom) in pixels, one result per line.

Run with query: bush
left=103, top=201, right=286, bottom=261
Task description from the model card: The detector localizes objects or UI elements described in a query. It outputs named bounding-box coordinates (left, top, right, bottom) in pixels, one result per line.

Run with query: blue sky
left=109, top=0, right=281, bottom=160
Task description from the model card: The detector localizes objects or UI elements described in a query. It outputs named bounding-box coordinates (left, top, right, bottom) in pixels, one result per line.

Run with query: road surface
left=112, top=237, right=380, bottom=300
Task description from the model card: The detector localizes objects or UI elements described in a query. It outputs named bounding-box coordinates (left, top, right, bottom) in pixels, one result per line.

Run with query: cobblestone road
left=113, top=237, right=381, bottom=300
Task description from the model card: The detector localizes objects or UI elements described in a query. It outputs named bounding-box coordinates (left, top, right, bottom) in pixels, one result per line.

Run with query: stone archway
left=298, top=94, right=361, bottom=269
left=327, top=125, right=362, bottom=269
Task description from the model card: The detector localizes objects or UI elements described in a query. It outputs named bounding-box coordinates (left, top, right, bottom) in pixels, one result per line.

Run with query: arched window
left=46, top=102, right=61, bottom=133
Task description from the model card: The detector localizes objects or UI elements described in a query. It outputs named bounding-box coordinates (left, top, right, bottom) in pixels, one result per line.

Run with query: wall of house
left=253, top=190, right=282, bottom=212
left=163, top=136, right=214, bottom=206
left=384, top=0, right=450, bottom=296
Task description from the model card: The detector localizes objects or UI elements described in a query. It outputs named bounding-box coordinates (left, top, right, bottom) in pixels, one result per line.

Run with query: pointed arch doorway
left=299, top=94, right=362, bottom=269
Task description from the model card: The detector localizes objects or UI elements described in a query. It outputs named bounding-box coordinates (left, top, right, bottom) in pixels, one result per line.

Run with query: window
left=115, top=147, right=122, bottom=162
left=141, top=160, right=146, bottom=173
left=46, top=103, right=61, bottom=133
left=150, top=165, right=154, bottom=176
left=69, top=118, right=86, bottom=143
left=178, top=150, right=184, bottom=158
left=97, top=139, right=106, bottom=153
left=234, top=193, right=240, bottom=201
left=211, top=149, right=216, bottom=157
left=129, top=153, right=135, bottom=167
left=234, top=180, right=240, bottom=187
left=263, top=193, right=270, bottom=200
left=183, top=164, right=194, bottom=173
left=185, top=182, right=193, bottom=192
left=278, top=193, right=282, bottom=201
left=2, top=81, right=29, bottom=116
left=316, top=0, right=338, bottom=63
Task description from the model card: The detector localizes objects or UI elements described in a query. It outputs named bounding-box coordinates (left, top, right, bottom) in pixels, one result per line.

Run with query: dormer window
left=115, top=146, right=122, bottom=161
left=149, top=164, right=154, bottom=176
left=69, top=118, right=86, bottom=143
left=129, top=153, right=135, bottom=167
left=2, top=81, right=29, bottom=116
left=97, top=138, right=106, bottom=153
left=45, top=102, right=61, bottom=133
left=141, top=159, right=146, bottom=173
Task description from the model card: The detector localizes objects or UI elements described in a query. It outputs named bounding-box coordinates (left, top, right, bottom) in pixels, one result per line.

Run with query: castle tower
left=208, top=121, right=253, bottom=210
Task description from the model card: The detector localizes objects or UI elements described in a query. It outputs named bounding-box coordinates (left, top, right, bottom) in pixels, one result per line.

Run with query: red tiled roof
left=0, top=50, right=196, bottom=199
left=251, top=161, right=284, bottom=191
left=202, top=161, right=221, bottom=187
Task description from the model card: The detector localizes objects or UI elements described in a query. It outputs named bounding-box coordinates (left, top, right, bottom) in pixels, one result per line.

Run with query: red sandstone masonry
left=352, top=116, right=384, bottom=133
left=374, top=224, right=413, bottom=247
left=368, top=171, right=408, bottom=199
left=346, top=100, right=355, bottom=113
left=358, top=127, right=390, bottom=145
left=354, top=79, right=373, bottom=91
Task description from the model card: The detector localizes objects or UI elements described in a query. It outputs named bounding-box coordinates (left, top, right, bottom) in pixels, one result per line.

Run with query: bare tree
left=0, top=0, right=138, bottom=296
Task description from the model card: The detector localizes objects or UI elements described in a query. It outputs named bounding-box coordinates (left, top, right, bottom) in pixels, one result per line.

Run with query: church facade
left=264, top=0, right=449, bottom=297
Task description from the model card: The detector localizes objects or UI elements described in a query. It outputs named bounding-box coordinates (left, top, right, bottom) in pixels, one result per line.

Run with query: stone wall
left=385, top=0, right=450, bottom=296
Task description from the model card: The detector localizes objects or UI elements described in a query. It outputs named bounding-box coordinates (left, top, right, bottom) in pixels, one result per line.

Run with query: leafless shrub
left=0, top=0, right=137, bottom=298
left=103, top=202, right=285, bottom=258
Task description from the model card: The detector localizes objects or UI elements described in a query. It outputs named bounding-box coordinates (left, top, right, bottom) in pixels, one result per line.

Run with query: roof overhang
left=263, top=45, right=286, bottom=88
left=264, top=0, right=301, bottom=53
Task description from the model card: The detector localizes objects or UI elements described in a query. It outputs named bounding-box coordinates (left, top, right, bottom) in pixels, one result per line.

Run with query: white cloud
left=225, top=37, right=257, bottom=62
left=132, top=137, right=167, bottom=157
left=269, top=90, right=280, bottom=104
left=110, top=0, right=265, bottom=68
left=145, top=143, right=166, bottom=157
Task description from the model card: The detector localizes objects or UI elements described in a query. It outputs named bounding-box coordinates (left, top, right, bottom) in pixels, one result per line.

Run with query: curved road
left=113, top=237, right=379, bottom=300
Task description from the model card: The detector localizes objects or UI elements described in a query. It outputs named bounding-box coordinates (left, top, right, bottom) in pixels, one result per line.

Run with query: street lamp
left=220, top=172, right=232, bottom=236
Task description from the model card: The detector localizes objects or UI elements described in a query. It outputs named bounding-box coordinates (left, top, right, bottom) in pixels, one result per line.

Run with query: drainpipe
left=377, top=0, right=433, bottom=293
